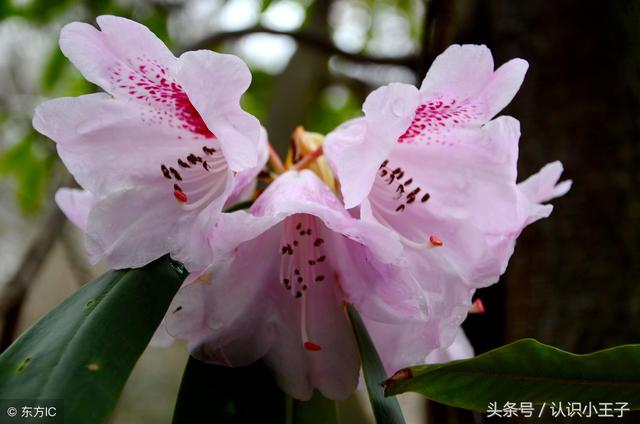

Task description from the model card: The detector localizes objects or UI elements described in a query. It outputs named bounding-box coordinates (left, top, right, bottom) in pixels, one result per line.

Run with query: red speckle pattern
left=110, top=56, right=214, bottom=140
left=398, top=97, right=481, bottom=145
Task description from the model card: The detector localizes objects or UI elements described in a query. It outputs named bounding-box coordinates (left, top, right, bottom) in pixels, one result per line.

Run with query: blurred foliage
left=0, top=132, right=54, bottom=214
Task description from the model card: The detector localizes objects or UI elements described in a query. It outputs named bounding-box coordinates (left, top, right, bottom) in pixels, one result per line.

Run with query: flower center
left=371, top=160, right=443, bottom=249
left=160, top=145, right=229, bottom=210
left=279, top=213, right=329, bottom=351
left=375, top=159, right=431, bottom=213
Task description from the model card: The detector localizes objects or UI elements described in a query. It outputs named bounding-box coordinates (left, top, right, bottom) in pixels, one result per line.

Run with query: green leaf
left=0, top=256, right=186, bottom=424
left=289, top=391, right=339, bottom=424
left=347, top=304, right=405, bottom=424
left=384, top=338, right=640, bottom=412
left=173, top=357, right=286, bottom=423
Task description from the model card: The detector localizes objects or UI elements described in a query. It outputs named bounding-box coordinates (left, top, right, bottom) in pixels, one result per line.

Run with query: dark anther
left=281, top=246, right=287, bottom=255
left=202, top=146, right=216, bottom=155
left=161, top=164, right=171, bottom=179
left=294, top=269, right=300, bottom=275
left=283, top=278, right=290, bottom=284
left=315, top=275, right=325, bottom=282
left=172, top=306, right=183, bottom=313
left=421, top=193, right=431, bottom=203
left=177, top=159, right=190, bottom=168
left=306, top=229, right=312, bottom=235
left=295, top=292, right=302, bottom=298
left=396, top=204, right=405, bottom=212
left=380, top=159, right=389, bottom=168
left=314, top=238, right=324, bottom=247
left=302, top=285, right=307, bottom=290
left=404, top=178, right=413, bottom=186
left=169, top=167, right=182, bottom=180
left=296, top=223, right=302, bottom=230
left=293, top=240, right=299, bottom=247
left=174, top=184, right=183, bottom=192
left=308, top=260, right=316, bottom=266
left=317, top=256, right=326, bottom=262
left=297, top=277, right=303, bottom=283
left=187, top=154, right=198, bottom=164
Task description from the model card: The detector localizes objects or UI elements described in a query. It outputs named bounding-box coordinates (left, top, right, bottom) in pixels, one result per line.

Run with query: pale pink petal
left=33, top=93, right=227, bottom=196
left=226, top=126, right=269, bottom=205
left=58, top=15, right=224, bottom=149
left=84, top=178, right=229, bottom=270
left=211, top=171, right=419, bottom=321
left=59, top=16, right=175, bottom=93
left=54, top=188, right=94, bottom=231
left=324, top=83, right=420, bottom=208
left=85, top=186, right=181, bottom=268
left=519, top=161, right=572, bottom=203
left=167, top=170, right=427, bottom=399
left=365, top=318, right=440, bottom=373
left=479, top=58, right=528, bottom=120
left=171, top=223, right=359, bottom=400
left=262, top=268, right=359, bottom=400
left=420, top=46, right=527, bottom=122
left=425, top=328, right=474, bottom=364
left=399, top=46, right=527, bottom=145
left=149, top=319, right=175, bottom=348
left=420, top=45, right=495, bottom=101
left=175, top=50, right=261, bottom=171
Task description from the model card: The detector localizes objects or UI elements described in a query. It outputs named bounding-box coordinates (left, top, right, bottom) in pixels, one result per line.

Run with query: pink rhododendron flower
left=324, top=44, right=571, bottom=349
left=162, top=170, right=434, bottom=400
left=33, top=16, right=265, bottom=270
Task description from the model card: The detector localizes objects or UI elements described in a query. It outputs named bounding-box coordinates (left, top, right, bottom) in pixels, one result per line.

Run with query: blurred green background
left=1, top=0, right=639, bottom=422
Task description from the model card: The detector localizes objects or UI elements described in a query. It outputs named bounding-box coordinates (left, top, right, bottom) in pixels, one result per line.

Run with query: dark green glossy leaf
left=173, top=357, right=286, bottom=423
left=347, top=304, right=405, bottom=424
left=0, top=256, right=186, bottom=424
left=384, top=339, right=640, bottom=412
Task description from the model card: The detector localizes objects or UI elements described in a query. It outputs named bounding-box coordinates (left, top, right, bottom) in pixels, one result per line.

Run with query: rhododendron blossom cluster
left=34, top=16, right=570, bottom=400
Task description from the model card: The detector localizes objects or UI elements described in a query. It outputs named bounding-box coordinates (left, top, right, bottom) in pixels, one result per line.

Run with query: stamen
left=279, top=214, right=327, bottom=352
left=371, top=208, right=443, bottom=250
left=181, top=175, right=227, bottom=211
left=301, top=294, right=321, bottom=351
left=429, top=235, right=443, bottom=247
left=304, top=342, right=322, bottom=351
left=469, top=298, right=485, bottom=314
left=173, top=190, right=188, bottom=203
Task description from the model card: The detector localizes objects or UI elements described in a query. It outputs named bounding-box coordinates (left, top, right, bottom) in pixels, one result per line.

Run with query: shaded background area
left=0, top=0, right=638, bottom=422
